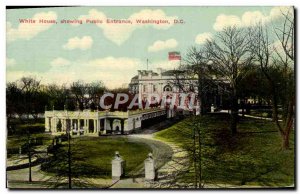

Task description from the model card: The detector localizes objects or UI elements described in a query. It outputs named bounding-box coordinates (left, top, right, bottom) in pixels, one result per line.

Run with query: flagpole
left=147, top=58, right=148, bottom=70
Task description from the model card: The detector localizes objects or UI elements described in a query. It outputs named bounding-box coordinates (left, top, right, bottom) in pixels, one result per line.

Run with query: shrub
left=15, top=123, right=45, bottom=134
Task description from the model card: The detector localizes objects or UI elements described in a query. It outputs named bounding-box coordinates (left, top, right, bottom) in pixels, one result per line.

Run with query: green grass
left=250, top=109, right=282, bottom=119
left=7, top=133, right=53, bottom=150
left=42, top=136, right=152, bottom=178
left=155, top=113, right=294, bottom=187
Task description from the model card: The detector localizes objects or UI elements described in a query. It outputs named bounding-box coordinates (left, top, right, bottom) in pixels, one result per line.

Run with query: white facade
left=129, top=68, right=199, bottom=112
left=45, top=108, right=167, bottom=136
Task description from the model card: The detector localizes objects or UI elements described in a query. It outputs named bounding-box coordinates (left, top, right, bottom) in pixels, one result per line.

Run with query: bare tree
left=46, top=84, right=69, bottom=110
left=18, top=77, right=42, bottom=120
left=251, top=7, right=294, bottom=149
left=205, top=26, right=253, bottom=134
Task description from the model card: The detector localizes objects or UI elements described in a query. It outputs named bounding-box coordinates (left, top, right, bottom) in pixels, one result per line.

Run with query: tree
left=250, top=7, right=294, bottom=149
left=6, top=77, right=48, bottom=123
left=86, top=81, right=106, bottom=110
left=6, top=82, right=23, bottom=125
left=205, top=26, right=253, bottom=134
left=70, top=81, right=88, bottom=110
left=173, top=47, right=214, bottom=115
left=18, top=77, right=42, bottom=120
left=47, top=84, right=70, bottom=110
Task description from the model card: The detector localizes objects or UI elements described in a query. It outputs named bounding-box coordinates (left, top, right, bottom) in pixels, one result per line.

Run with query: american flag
left=168, top=51, right=181, bottom=60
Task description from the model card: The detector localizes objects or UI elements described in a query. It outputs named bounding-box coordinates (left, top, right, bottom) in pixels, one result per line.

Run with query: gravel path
left=111, top=134, right=189, bottom=188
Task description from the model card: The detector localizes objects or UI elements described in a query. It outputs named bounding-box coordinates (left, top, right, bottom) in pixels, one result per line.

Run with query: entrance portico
left=45, top=108, right=169, bottom=136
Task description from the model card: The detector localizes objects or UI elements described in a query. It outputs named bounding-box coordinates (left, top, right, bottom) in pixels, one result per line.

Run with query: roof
left=131, top=75, right=138, bottom=80
left=161, top=70, right=183, bottom=76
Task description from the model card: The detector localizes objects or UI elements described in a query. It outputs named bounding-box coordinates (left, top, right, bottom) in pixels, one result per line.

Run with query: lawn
left=154, top=113, right=294, bottom=187
left=41, top=136, right=152, bottom=178
left=7, top=132, right=53, bottom=158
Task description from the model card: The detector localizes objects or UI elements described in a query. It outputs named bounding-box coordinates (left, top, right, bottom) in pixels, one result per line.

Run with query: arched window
left=163, top=85, right=172, bottom=92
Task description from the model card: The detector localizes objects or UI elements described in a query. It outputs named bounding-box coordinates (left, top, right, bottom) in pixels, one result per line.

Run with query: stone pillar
left=144, top=153, right=155, bottom=181
left=94, top=120, right=96, bottom=133
left=111, top=151, right=125, bottom=181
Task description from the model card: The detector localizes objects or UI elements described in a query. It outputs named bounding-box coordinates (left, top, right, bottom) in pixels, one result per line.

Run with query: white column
left=93, top=120, right=96, bottom=133
left=63, top=119, right=66, bottom=132
left=45, top=117, right=49, bottom=132
left=53, top=118, right=57, bottom=132
left=87, top=119, right=90, bottom=133
left=103, top=119, right=107, bottom=134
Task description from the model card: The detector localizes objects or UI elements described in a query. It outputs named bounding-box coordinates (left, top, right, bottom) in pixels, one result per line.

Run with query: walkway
left=111, top=134, right=189, bottom=188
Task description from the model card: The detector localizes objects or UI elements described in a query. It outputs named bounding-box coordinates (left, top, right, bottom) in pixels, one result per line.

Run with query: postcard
left=6, top=6, right=295, bottom=189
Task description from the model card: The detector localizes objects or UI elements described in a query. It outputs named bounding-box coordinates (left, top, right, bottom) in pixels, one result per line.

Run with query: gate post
left=112, top=151, right=125, bottom=181
left=144, top=153, right=155, bottom=181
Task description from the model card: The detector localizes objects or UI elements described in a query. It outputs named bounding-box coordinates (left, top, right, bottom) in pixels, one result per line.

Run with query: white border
left=1, top=0, right=299, bottom=194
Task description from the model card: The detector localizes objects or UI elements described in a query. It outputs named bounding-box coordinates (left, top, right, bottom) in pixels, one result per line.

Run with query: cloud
left=7, top=11, right=57, bottom=42
left=7, top=57, right=142, bottom=89
left=7, top=57, right=184, bottom=89
left=195, top=33, right=213, bottom=44
left=6, top=57, right=16, bottom=67
left=213, top=6, right=293, bottom=31
left=87, top=57, right=141, bottom=70
left=213, top=14, right=242, bottom=31
left=72, top=9, right=178, bottom=45
left=63, top=36, right=93, bottom=50
left=269, top=6, right=293, bottom=20
left=148, top=39, right=178, bottom=52
left=50, top=57, right=71, bottom=67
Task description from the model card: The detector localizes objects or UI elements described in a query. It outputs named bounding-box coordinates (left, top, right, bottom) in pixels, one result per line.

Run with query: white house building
left=45, top=66, right=226, bottom=136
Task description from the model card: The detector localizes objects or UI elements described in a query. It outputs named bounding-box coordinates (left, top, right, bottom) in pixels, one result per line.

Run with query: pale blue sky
left=6, top=6, right=286, bottom=88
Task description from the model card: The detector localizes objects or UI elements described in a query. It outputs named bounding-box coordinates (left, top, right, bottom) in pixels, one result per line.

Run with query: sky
left=6, top=6, right=291, bottom=89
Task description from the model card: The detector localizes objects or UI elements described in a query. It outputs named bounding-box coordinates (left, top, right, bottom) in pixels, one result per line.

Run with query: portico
left=45, top=108, right=168, bottom=136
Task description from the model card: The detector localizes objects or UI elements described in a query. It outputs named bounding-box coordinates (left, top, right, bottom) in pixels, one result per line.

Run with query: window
left=143, top=85, right=147, bottom=92
left=163, top=85, right=172, bottom=92
left=153, top=84, right=157, bottom=92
